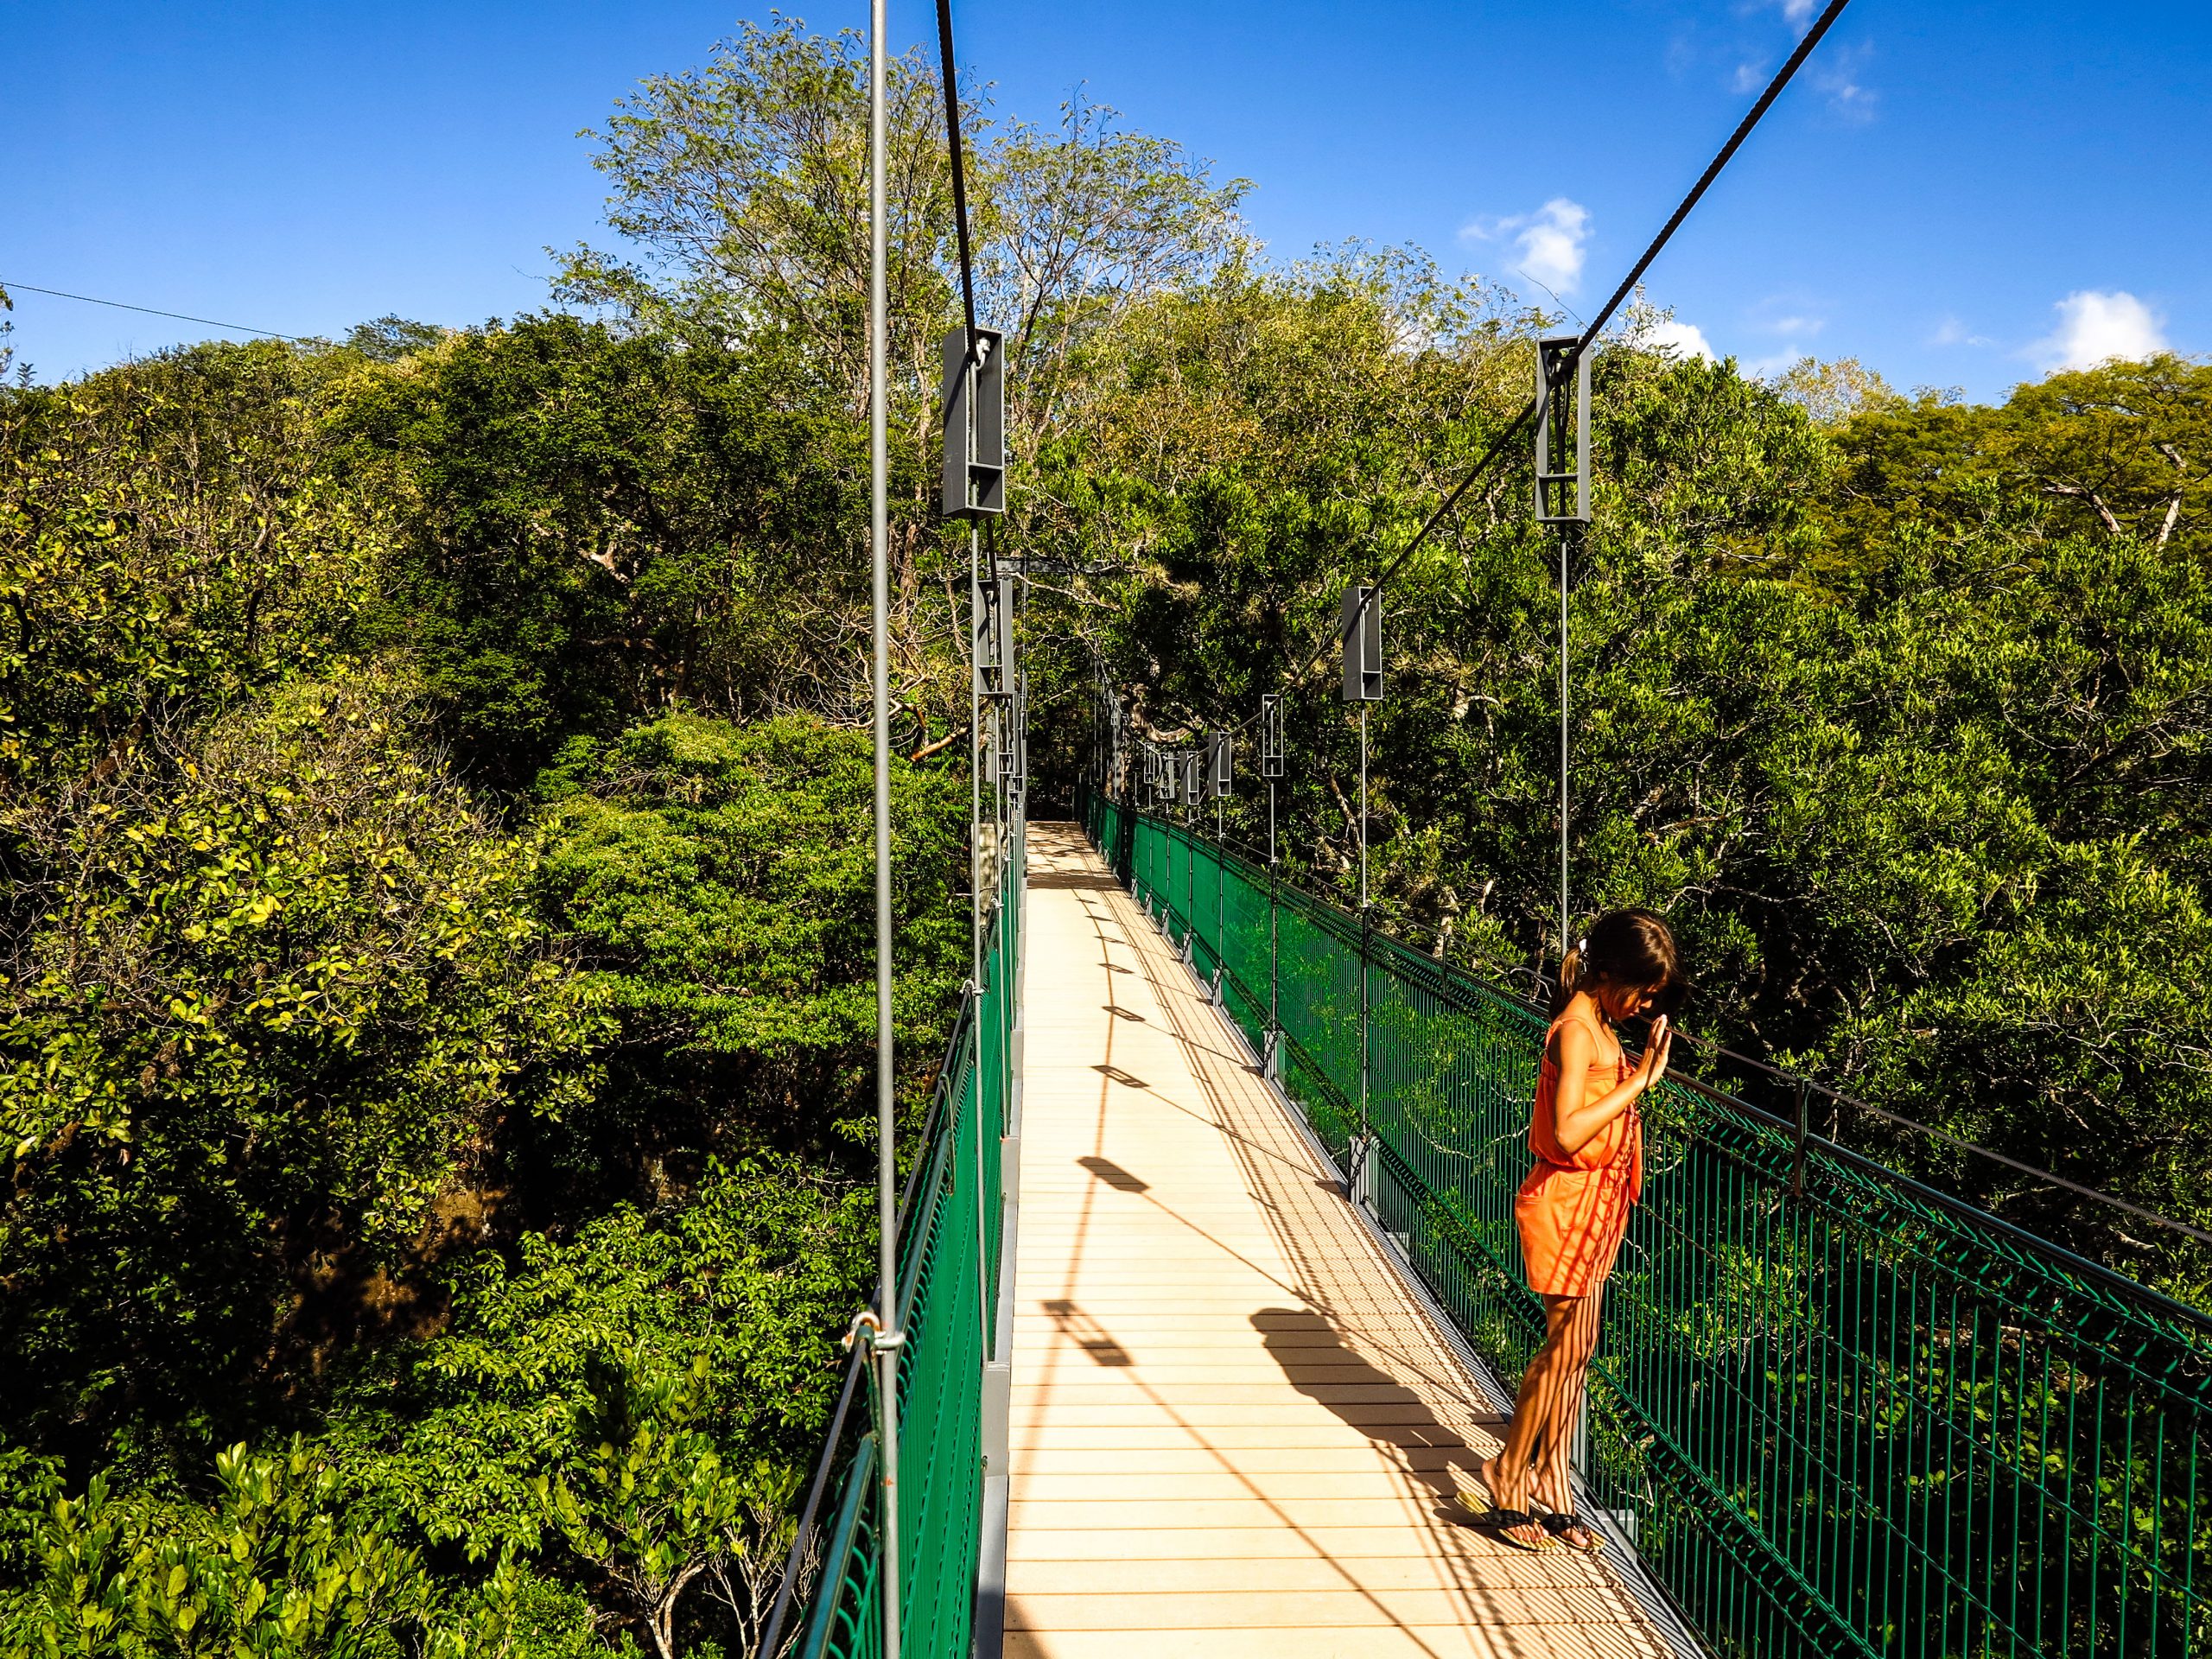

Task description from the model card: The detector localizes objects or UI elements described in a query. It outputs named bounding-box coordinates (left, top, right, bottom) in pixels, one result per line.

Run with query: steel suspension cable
left=1226, top=0, right=1855, bottom=724
left=933, top=0, right=1001, bottom=609
left=1559, top=526, right=1571, bottom=966
left=0, top=277, right=318, bottom=345
left=933, top=0, right=982, bottom=346
left=938, top=0, right=1011, bottom=1547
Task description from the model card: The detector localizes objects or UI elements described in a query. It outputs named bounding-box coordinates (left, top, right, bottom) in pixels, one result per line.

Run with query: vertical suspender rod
left=1560, top=527, right=1571, bottom=964
left=866, top=10, right=900, bottom=1656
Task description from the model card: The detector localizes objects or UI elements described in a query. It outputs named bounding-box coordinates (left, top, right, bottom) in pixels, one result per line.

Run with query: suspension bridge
left=756, top=762, right=2212, bottom=1659
left=1004, top=823, right=1673, bottom=1659
left=766, top=0, right=2212, bottom=1651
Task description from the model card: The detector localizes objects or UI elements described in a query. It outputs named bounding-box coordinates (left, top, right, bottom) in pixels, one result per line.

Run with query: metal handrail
left=1140, top=802, right=2212, bottom=1263
left=798, top=1435, right=879, bottom=1659
left=1096, top=789, right=2212, bottom=1659
left=753, top=982, right=976, bottom=1659
left=757, top=811, right=1021, bottom=1659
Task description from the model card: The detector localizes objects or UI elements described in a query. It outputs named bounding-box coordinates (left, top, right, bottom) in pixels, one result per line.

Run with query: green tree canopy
left=1, top=671, right=607, bottom=1461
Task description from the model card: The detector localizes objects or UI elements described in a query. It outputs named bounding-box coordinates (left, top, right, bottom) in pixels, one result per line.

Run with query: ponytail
left=1548, top=909, right=1686, bottom=1021
left=1548, top=941, right=1587, bottom=1022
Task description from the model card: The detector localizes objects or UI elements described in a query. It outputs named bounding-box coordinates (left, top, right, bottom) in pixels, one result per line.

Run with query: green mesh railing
left=763, top=812, right=1023, bottom=1659
left=1090, top=791, right=2212, bottom=1659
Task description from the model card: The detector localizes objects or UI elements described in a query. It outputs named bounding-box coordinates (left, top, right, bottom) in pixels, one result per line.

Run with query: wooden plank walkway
left=1004, top=823, right=1669, bottom=1659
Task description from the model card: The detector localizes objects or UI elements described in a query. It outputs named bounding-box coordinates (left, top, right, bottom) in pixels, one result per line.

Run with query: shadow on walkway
left=1254, top=1306, right=1484, bottom=1510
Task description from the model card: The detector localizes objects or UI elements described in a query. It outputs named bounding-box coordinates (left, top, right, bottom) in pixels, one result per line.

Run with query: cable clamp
left=843, top=1308, right=906, bottom=1355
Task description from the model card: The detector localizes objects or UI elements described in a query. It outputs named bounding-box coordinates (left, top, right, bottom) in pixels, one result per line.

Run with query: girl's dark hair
left=1548, top=908, right=1687, bottom=1021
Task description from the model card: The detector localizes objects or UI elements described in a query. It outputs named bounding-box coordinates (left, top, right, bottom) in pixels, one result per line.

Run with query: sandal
left=1493, top=1508, right=1560, bottom=1553
left=1540, top=1510, right=1606, bottom=1554
left=1452, top=1468, right=1560, bottom=1552
left=1451, top=1465, right=1500, bottom=1519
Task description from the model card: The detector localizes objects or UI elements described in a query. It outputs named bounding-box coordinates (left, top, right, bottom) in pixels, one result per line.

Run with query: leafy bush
left=0, top=1439, right=620, bottom=1659
left=327, top=316, right=865, bottom=784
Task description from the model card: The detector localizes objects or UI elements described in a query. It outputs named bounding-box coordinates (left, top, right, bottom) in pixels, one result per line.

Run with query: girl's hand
left=1634, top=1016, right=1672, bottom=1092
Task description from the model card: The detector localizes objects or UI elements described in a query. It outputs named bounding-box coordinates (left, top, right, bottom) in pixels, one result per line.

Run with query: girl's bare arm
left=1553, top=1015, right=1672, bottom=1155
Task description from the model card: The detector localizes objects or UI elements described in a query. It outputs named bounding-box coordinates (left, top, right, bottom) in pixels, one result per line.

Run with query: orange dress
left=1515, top=1005, right=1643, bottom=1298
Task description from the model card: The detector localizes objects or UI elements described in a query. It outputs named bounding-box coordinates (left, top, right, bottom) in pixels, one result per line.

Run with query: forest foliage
left=3, top=16, right=2208, bottom=1656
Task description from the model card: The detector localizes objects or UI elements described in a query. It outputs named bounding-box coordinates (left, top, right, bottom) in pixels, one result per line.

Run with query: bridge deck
left=1004, top=824, right=1666, bottom=1659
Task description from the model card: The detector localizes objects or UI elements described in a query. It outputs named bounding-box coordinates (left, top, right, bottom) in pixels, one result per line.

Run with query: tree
left=0, top=343, right=380, bottom=786
left=328, top=315, right=866, bottom=784
left=317, top=1155, right=868, bottom=1656
left=6, top=1441, right=441, bottom=1659
left=0, top=671, right=607, bottom=1459
left=0, top=1440, right=623, bottom=1659
left=1767, top=354, right=1898, bottom=427
left=534, top=710, right=968, bottom=1172
left=1821, top=354, right=2212, bottom=563
left=533, top=1355, right=787, bottom=1659
left=556, top=18, right=953, bottom=415
left=557, top=18, right=1244, bottom=450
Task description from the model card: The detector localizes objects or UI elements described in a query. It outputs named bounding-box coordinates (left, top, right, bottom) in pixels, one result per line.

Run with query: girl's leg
left=1477, top=1294, right=1580, bottom=1545
left=1533, top=1292, right=1605, bottom=1547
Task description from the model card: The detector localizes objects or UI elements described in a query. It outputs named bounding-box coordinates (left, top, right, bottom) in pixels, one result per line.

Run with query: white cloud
left=1929, top=315, right=1995, bottom=349
left=1777, top=0, right=1817, bottom=22
left=1515, top=198, right=1592, bottom=296
left=1744, top=293, right=1828, bottom=342
left=2031, top=290, right=2167, bottom=372
left=1463, top=198, right=1592, bottom=298
left=1645, top=320, right=1716, bottom=363
left=1815, top=50, right=1878, bottom=122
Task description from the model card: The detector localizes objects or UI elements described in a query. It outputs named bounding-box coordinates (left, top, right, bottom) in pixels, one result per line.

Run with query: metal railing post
left=1792, top=1075, right=1812, bottom=1198
left=1357, top=703, right=1370, bottom=1211
left=1215, top=795, right=1224, bottom=989
left=1268, top=776, right=1281, bottom=1081
left=1559, top=524, right=1571, bottom=967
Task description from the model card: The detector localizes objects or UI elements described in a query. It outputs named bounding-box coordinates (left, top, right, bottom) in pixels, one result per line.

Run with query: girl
left=1461, top=908, right=1684, bottom=1553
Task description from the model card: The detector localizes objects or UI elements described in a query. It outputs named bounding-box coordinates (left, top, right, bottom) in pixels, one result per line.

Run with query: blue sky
left=6, top=2, right=2205, bottom=400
